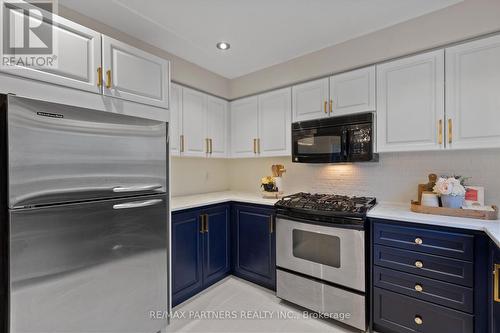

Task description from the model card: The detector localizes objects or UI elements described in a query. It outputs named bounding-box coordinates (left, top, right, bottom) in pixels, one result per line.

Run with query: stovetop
left=275, top=192, right=376, bottom=226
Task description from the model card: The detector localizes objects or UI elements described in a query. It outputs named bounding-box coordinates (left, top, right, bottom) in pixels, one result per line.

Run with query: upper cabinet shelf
left=0, top=0, right=170, bottom=110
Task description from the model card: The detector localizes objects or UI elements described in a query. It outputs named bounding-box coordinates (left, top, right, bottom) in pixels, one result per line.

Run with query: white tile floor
left=169, top=277, right=359, bottom=333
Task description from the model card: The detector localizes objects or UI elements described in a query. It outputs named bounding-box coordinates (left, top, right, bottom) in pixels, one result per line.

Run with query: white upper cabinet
left=182, top=88, right=207, bottom=157
left=292, top=78, right=329, bottom=122
left=0, top=0, right=102, bottom=93
left=330, top=66, right=376, bottom=117
left=169, top=83, right=182, bottom=155
left=377, top=50, right=445, bottom=153
left=231, top=96, right=259, bottom=158
left=258, top=88, right=292, bottom=157
left=102, top=35, right=170, bottom=108
left=207, top=96, right=228, bottom=158
left=446, top=35, right=500, bottom=150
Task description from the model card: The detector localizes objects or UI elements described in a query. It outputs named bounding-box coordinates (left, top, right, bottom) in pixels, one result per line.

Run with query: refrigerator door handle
left=112, top=184, right=163, bottom=193
left=113, top=199, right=163, bottom=210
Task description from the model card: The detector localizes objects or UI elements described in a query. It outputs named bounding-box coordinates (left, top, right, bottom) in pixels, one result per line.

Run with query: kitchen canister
left=421, top=192, right=439, bottom=207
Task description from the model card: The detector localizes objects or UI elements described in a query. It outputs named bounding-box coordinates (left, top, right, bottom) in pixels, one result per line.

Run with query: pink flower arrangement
left=433, top=177, right=466, bottom=197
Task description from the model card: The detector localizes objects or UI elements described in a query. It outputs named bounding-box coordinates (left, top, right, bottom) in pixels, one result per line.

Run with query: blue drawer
left=374, top=245, right=474, bottom=287
left=373, top=266, right=474, bottom=313
left=373, top=287, right=473, bottom=333
left=373, top=221, right=474, bottom=261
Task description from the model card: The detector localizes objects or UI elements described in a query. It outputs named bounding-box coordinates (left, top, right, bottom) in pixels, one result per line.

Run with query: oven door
left=276, top=218, right=365, bottom=292
left=292, top=124, right=347, bottom=163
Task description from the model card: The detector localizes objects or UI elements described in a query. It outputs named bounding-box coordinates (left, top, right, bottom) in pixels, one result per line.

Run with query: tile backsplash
left=171, top=149, right=500, bottom=205
left=227, top=149, right=500, bottom=205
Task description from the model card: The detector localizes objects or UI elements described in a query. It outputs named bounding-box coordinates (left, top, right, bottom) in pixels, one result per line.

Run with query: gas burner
left=275, top=192, right=376, bottom=224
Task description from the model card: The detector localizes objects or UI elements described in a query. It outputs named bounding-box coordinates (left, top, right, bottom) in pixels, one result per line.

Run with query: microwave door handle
left=112, top=184, right=163, bottom=193
left=342, top=128, right=349, bottom=160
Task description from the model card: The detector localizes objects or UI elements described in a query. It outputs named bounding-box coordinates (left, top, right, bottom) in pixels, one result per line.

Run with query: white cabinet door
left=446, top=35, right=500, bottom=150
left=182, top=88, right=207, bottom=157
left=330, top=66, right=375, bottom=117
left=230, top=96, right=259, bottom=158
left=377, top=50, right=445, bottom=152
left=169, top=83, right=182, bottom=155
left=207, top=96, right=228, bottom=158
left=0, top=0, right=101, bottom=93
left=102, top=35, right=169, bottom=108
left=258, top=88, right=292, bottom=157
left=292, top=78, right=329, bottom=122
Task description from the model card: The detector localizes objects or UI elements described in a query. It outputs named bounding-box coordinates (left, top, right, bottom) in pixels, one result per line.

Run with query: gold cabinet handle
left=97, top=67, right=103, bottom=87
left=415, top=237, right=423, bottom=245
left=106, top=70, right=112, bottom=89
left=329, top=99, right=333, bottom=113
left=180, top=135, right=184, bottom=153
left=448, top=118, right=453, bottom=144
left=205, top=138, right=210, bottom=154
left=257, top=138, right=261, bottom=154
left=494, top=264, right=500, bottom=303
left=415, top=260, right=424, bottom=269
left=253, top=139, right=257, bottom=154
left=269, top=216, right=274, bottom=234
left=438, top=119, right=443, bottom=145
left=414, top=284, right=423, bottom=292
left=204, top=214, right=209, bottom=233
left=324, top=101, right=328, bottom=114
left=209, top=139, right=213, bottom=154
left=414, top=316, right=423, bottom=325
left=199, top=214, right=205, bottom=234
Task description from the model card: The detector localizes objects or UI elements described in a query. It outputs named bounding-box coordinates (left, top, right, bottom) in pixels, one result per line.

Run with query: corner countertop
left=170, top=191, right=500, bottom=247
left=368, top=202, right=500, bottom=247
left=171, top=191, right=279, bottom=212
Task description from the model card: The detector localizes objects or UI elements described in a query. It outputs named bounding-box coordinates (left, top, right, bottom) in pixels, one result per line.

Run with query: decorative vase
left=441, top=195, right=464, bottom=209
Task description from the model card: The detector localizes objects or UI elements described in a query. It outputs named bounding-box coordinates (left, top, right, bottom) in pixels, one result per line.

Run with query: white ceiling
left=60, top=0, right=462, bottom=79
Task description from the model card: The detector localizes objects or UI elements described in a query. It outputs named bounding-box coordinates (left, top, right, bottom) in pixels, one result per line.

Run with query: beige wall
left=229, top=0, right=500, bottom=99
left=59, top=6, right=231, bottom=99
left=170, top=157, right=230, bottom=197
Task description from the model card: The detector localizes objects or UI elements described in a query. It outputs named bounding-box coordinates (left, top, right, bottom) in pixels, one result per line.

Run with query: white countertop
left=368, top=202, right=500, bottom=247
left=170, top=191, right=500, bottom=247
left=171, top=191, right=279, bottom=211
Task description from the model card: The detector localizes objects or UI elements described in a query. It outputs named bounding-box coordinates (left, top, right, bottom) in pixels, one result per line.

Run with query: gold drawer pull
left=415, top=260, right=424, bottom=269
left=438, top=119, right=443, bottom=144
left=415, top=237, right=423, bottom=245
left=448, top=118, right=453, bottom=144
left=324, top=101, right=327, bottom=114
left=199, top=215, right=205, bottom=234
left=494, top=263, right=500, bottom=303
left=414, top=316, right=423, bottom=325
left=97, top=67, right=103, bottom=87
left=414, top=284, right=423, bottom=292
left=106, top=69, right=112, bottom=89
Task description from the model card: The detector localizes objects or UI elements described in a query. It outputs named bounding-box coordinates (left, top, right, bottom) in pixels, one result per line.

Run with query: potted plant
left=433, top=176, right=467, bottom=208
left=261, top=176, right=276, bottom=192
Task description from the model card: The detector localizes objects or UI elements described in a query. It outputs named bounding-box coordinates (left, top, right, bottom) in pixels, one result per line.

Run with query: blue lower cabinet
left=172, top=204, right=231, bottom=307
left=203, top=205, right=231, bottom=287
left=373, top=287, right=473, bottom=333
left=490, top=242, right=500, bottom=333
left=171, top=209, right=204, bottom=307
left=232, top=203, right=276, bottom=290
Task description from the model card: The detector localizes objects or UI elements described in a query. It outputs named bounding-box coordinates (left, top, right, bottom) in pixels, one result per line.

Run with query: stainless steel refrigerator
left=0, top=94, right=169, bottom=333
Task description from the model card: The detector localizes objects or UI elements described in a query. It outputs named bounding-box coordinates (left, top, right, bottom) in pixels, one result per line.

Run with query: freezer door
left=9, top=194, right=168, bottom=333
left=7, top=95, right=167, bottom=208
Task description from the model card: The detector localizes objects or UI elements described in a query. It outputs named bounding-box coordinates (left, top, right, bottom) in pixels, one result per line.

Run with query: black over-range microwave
left=292, top=112, right=378, bottom=163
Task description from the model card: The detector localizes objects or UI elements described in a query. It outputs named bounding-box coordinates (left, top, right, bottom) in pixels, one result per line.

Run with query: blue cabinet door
left=232, top=204, right=276, bottom=290
left=172, top=209, right=203, bottom=307
left=203, top=204, right=231, bottom=286
left=491, top=242, right=500, bottom=333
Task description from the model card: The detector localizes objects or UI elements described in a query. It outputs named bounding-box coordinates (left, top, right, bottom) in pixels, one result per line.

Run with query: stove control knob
left=415, top=260, right=424, bottom=269
left=414, top=316, right=423, bottom=325
left=414, top=284, right=423, bottom=292
left=415, top=237, right=423, bottom=245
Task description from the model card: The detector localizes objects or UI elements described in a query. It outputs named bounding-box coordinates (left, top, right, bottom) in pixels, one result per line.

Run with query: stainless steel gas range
left=274, top=193, right=376, bottom=331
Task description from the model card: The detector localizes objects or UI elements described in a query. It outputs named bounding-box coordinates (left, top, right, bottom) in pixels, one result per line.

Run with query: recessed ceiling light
left=216, top=42, right=230, bottom=50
